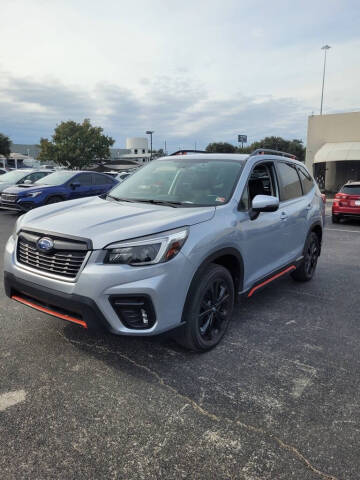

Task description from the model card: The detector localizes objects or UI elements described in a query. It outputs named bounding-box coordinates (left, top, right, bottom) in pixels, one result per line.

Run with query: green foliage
left=38, top=119, right=115, bottom=169
left=206, top=136, right=305, bottom=161
left=245, top=136, right=305, bottom=162
left=205, top=142, right=237, bottom=153
left=0, top=133, right=11, bottom=157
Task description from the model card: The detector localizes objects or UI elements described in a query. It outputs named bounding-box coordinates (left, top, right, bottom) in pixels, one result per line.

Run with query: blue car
left=0, top=170, right=117, bottom=211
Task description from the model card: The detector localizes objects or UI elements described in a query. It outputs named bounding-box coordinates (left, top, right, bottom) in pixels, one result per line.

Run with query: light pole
left=146, top=130, right=154, bottom=160
left=320, top=45, right=331, bottom=115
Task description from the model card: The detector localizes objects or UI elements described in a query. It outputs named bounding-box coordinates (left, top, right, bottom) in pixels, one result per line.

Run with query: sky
left=1, top=0, right=360, bottom=152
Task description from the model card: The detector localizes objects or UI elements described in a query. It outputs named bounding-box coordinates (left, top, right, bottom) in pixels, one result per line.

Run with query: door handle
left=280, top=212, right=288, bottom=221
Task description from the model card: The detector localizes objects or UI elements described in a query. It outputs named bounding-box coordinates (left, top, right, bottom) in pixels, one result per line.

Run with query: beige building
left=305, top=111, right=360, bottom=192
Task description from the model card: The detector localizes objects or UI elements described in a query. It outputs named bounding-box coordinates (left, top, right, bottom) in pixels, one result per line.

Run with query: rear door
left=275, top=161, right=308, bottom=262
left=91, top=173, right=115, bottom=195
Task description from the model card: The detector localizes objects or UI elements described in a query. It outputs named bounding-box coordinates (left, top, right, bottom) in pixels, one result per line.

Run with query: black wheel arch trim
left=186, top=247, right=244, bottom=301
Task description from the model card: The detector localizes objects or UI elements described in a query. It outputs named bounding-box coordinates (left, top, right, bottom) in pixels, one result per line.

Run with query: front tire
left=177, top=264, right=234, bottom=352
left=45, top=196, right=63, bottom=205
left=291, top=232, right=320, bottom=282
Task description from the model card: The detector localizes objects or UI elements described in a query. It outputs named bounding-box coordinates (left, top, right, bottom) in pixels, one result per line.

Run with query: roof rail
left=169, top=149, right=207, bottom=156
left=250, top=149, right=297, bottom=160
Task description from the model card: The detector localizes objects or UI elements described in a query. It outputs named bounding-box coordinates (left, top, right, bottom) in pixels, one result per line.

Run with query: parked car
left=4, top=150, right=324, bottom=351
left=0, top=168, right=8, bottom=175
left=0, top=170, right=117, bottom=211
left=332, top=181, right=360, bottom=223
left=0, top=169, right=53, bottom=196
left=115, top=171, right=133, bottom=183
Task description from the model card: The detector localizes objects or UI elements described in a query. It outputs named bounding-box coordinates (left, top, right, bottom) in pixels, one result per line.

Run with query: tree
left=0, top=133, right=11, bottom=157
left=205, top=142, right=237, bottom=153
left=38, top=119, right=115, bottom=169
left=241, top=136, right=305, bottom=162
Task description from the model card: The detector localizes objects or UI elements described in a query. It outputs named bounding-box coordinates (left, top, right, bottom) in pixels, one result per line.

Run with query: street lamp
left=320, top=45, right=331, bottom=115
left=146, top=130, right=154, bottom=160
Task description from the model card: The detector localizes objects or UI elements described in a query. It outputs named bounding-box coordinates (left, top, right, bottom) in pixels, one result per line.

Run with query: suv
left=4, top=151, right=324, bottom=351
left=332, top=182, right=360, bottom=223
left=1, top=170, right=117, bottom=211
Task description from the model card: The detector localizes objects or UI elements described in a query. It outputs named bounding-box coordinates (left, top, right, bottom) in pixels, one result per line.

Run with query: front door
left=237, top=161, right=288, bottom=290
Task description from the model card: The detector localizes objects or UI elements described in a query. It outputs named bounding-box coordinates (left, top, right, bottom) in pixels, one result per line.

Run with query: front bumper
left=4, top=235, right=194, bottom=336
left=0, top=199, right=36, bottom=212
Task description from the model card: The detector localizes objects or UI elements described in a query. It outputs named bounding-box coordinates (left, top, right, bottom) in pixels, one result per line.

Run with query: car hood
left=2, top=184, right=53, bottom=195
left=18, top=196, right=215, bottom=249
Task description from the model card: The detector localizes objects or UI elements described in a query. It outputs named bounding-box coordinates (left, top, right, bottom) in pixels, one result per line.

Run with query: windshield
left=35, top=171, right=76, bottom=186
left=341, top=185, right=360, bottom=195
left=108, top=159, right=244, bottom=206
left=0, top=170, right=32, bottom=183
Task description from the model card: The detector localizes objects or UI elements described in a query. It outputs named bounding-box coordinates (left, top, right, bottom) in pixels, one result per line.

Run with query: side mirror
left=71, top=182, right=81, bottom=189
left=249, top=195, right=279, bottom=220
left=23, top=179, right=32, bottom=184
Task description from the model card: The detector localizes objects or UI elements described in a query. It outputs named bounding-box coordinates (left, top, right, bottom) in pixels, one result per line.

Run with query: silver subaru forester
left=4, top=150, right=325, bottom=351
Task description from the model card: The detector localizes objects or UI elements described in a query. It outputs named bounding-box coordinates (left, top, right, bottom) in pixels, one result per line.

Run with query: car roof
left=159, top=153, right=250, bottom=162
left=344, top=181, right=360, bottom=186
left=157, top=153, right=305, bottom=167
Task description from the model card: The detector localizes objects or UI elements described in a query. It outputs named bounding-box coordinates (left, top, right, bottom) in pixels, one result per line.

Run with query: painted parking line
left=325, top=228, right=360, bottom=233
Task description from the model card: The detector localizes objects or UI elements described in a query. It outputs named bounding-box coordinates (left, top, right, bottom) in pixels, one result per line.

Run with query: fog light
left=109, top=295, right=156, bottom=329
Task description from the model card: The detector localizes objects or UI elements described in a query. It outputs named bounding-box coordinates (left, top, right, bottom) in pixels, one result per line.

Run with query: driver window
left=239, top=163, right=277, bottom=210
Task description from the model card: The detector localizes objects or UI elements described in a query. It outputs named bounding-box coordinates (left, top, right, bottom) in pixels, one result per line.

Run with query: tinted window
left=277, top=163, right=302, bottom=201
left=74, top=173, right=93, bottom=186
left=22, top=172, right=50, bottom=183
left=93, top=174, right=114, bottom=185
left=297, top=166, right=314, bottom=195
left=341, top=185, right=360, bottom=195
left=240, top=163, right=277, bottom=210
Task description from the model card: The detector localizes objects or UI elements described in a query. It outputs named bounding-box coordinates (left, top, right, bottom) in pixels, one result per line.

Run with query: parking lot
left=0, top=204, right=359, bottom=480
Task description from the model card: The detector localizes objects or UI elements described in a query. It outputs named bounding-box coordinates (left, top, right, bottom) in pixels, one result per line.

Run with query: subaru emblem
left=37, top=237, right=54, bottom=252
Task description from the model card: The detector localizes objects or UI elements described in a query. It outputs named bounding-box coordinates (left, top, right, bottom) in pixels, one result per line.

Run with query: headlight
left=104, top=228, right=189, bottom=266
left=24, top=191, right=42, bottom=198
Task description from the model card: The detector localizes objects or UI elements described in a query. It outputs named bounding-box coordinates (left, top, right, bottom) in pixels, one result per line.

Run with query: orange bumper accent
left=248, top=265, right=296, bottom=297
left=12, top=294, right=87, bottom=329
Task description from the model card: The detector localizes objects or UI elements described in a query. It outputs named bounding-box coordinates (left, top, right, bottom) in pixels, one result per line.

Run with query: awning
left=314, top=142, right=360, bottom=163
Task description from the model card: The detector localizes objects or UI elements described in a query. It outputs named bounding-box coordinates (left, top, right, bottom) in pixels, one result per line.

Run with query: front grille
left=17, top=231, right=88, bottom=279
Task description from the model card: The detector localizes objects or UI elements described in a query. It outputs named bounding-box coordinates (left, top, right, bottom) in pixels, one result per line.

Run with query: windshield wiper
left=106, top=195, right=138, bottom=203
left=132, top=199, right=184, bottom=208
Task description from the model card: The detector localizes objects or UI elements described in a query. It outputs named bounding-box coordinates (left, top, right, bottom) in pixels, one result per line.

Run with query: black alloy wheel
left=291, top=232, right=320, bottom=282
left=177, top=263, right=235, bottom=351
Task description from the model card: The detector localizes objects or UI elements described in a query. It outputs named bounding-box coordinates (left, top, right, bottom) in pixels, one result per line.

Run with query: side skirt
left=239, top=258, right=303, bottom=298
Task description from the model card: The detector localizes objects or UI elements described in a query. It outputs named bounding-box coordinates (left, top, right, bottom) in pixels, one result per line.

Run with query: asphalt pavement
left=0, top=204, right=359, bottom=480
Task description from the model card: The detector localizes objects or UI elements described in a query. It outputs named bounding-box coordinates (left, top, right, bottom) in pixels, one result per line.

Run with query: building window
left=142, top=149, right=145, bottom=154
left=134, top=149, right=138, bottom=154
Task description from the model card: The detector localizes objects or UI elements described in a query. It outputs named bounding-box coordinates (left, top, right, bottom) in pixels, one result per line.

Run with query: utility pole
left=320, top=45, right=331, bottom=115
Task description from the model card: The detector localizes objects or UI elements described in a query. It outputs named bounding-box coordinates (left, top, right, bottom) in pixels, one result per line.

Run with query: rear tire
left=332, top=215, right=340, bottom=224
left=291, top=232, right=320, bottom=282
left=45, top=196, right=63, bottom=205
left=176, top=264, right=234, bottom=352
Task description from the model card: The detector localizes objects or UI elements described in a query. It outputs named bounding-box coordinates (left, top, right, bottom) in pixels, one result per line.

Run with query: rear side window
left=74, top=173, right=93, bottom=186
left=276, top=162, right=302, bottom=201
left=93, top=174, right=113, bottom=185
left=297, top=166, right=314, bottom=195
left=341, top=185, right=360, bottom=195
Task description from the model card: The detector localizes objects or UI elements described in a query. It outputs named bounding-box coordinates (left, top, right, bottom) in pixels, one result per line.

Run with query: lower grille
left=17, top=231, right=88, bottom=279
